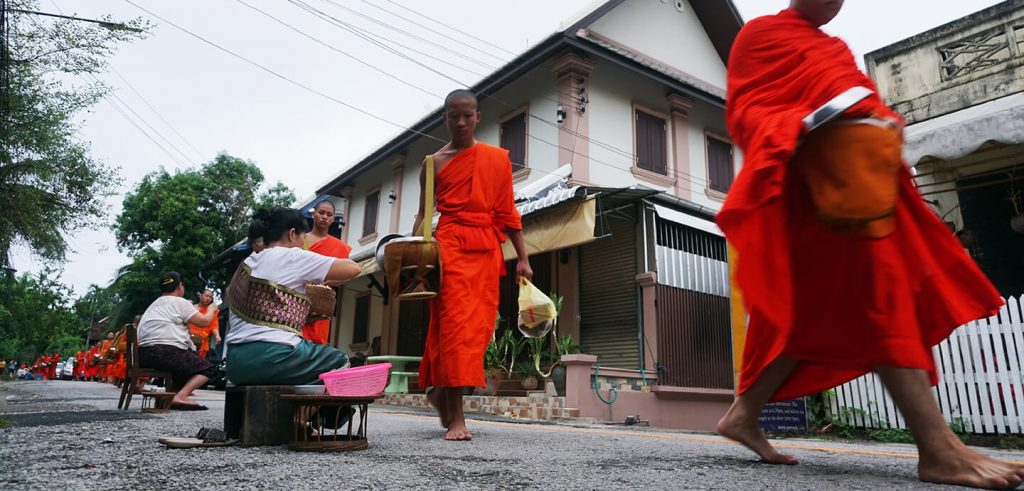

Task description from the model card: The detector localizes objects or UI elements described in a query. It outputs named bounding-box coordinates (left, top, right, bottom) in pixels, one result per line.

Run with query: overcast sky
left=11, top=0, right=1005, bottom=296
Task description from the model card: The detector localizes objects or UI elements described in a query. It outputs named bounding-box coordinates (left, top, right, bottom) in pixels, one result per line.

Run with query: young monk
left=188, top=289, right=222, bottom=358
left=411, top=89, right=532, bottom=441
left=717, top=1, right=1024, bottom=488
left=301, top=200, right=352, bottom=345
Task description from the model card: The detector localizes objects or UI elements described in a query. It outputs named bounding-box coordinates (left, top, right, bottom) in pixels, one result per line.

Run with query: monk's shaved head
left=790, top=0, right=843, bottom=26
left=444, top=89, right=478, bottom=111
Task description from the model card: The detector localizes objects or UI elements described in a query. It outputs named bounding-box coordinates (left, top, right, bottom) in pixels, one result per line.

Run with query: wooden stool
left=140, top=391, right=176, bottom=414
left=281, top=394, right=382, bottom=452
left=224, top=385, right=296, bottom=446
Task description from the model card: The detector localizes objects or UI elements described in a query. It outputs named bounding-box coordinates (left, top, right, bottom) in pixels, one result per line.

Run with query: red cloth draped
left=419, top=143, right=522, bottom=388
left=721, top=9, right=1003, bottom=401
left=302, top=235, right=351, bottom=345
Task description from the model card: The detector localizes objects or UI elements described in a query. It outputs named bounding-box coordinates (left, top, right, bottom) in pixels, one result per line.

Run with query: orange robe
left=49, top=354, right=60, bottom=380
left=419, top=143, right=522, bottom=389
left=98, top=341, right=112, bottom=379
left=301, top=235, right=351, bottom=345
left=721, top=9, right=1003, bottom=402
left=85, top=347, right=99, bottom=379
left=39, top=356, right=50, bottom=380
left=189, top=305, right=220, bottom=358
left=73, top=352, right=85, bottom=379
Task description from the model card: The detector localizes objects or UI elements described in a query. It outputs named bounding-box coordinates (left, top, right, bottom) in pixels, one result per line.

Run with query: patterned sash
left=226, top=263, right=310, bottom=335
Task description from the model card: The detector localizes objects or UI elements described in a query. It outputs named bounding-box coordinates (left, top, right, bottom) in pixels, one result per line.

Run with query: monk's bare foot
left=427, top=388, right=451, bottom=428
left=171, top=396, right=200, bottom=406
left=444, top=420, right=472, bottom=441
left=919, top=443, right=1024, bottom=489
left=717, top=406, right=798, bottom=465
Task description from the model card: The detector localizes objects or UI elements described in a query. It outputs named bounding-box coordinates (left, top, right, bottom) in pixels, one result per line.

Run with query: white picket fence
left=827, top=295, right=1024, bottom=435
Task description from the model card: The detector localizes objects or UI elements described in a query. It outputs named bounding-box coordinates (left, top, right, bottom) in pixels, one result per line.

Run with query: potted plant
left=552, top=334, right=580, bottom=396
left=516, top=360, right=539, bottom=391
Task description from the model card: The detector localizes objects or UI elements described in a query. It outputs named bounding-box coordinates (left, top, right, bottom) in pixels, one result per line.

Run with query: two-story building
left=866, top=0, right=1024, bottom=299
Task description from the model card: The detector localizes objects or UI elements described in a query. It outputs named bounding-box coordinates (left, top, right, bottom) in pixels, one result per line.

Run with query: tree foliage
left=110, top=154, right=294, bottom=325
left=0, top=0, right=149, bottom=263
left=0, top=270, right=85, bottom=360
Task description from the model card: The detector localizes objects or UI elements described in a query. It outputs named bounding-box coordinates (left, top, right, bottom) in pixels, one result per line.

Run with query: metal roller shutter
left=579, top=206, right=639, bottom=369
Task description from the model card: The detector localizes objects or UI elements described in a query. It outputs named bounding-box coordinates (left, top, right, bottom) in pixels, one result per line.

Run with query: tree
left=110, top=154, right=294, bottom=325
left=0, top=270, right=84, bottom=360
left=0, top=1, right=148, bottom=266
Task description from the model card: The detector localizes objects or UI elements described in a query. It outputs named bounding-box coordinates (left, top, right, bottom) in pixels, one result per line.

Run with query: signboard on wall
left=757, top=399, right=809, bottom=433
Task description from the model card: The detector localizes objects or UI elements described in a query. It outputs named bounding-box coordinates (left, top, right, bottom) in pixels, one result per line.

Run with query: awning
left=353, top=196, right=598, bottom=278
left=500, top=196, right=597, bottom=259
left=652, top=204, right=723, bottom=237
left=903, top=92, right=1024, bottom=165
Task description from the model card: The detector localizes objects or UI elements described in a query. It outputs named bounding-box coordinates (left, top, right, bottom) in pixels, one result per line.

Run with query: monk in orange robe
left=73, top=351, right=85, bottom=380
left=412, top=89, right=532, bottom=441
left=717, top=1, right=1023, bottom=488
left=301, top=200, right=352, bottom=345
left=98, top=332, right=115, bottom=382
left=188, top=289, right=222, bottom=358
left=48, top=353, right=60, bottom=380
left=85, top=343, right=100, bottom=381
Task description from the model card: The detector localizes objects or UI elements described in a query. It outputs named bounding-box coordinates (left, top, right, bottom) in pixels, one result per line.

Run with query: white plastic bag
left=517, top=278, right=557, bottom=338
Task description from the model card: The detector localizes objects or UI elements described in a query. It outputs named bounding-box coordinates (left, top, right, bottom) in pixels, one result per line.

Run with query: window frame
left=499, top=106, right=530, bottom=182
left=358, top=187, right=381, bottom=245
left=704, top=131, right=736, bottom=199
left=631, top=104, right=675, bottom=187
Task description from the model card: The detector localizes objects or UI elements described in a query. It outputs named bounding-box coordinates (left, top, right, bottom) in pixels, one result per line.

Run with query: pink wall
left=563, top=354, right=733, bottom=431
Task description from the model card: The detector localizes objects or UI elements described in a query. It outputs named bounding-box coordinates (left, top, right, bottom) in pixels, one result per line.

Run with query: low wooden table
left=280, top=394, right=383, bottom=452
left=140, top=390, right=176, bottom=414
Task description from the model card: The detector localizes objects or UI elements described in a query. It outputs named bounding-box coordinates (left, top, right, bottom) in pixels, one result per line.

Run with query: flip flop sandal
left=170, top=402, right=208, bottom=411
left=158, top=437, right=238, bottom=449
left=195, top=427, right=228, bottom=442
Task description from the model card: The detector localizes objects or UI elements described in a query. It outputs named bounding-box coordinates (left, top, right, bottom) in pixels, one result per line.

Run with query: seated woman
left=225, top=207, right=361, bottom=385
left=137, top=271, right=220, bottom=410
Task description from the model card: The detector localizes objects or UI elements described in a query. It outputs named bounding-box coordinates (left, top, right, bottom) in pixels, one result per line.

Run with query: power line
left=123, top=0, right=448, bottom=146
left=107, top=66, right=206, bottom=162
left=290, top=0, right=485, bottom=83
left=236, top=0, right=437, bottom=100
left=357, top=0, right=510, bottom=66
left=130, top=1, right=715, bottom=193
left=319, top=0, right=498, bottom=72
left=382, top=0, right=520, bottom=59
left=20, top=12, right=192, bottom=168
left=92, top=74, right=197, bottom=166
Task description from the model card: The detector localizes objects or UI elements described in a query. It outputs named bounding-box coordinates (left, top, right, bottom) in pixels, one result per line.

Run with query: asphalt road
left=1, top=380, right=1020, bottom=490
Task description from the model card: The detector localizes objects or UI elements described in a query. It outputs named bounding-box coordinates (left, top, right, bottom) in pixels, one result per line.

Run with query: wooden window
left=353, top=294, right=370, bottom=344
left=707, top=136, right=735, bottom=193
left=362, top=190, right=379, bottom=238
left=635, top=110, right=667, bottom=175
left=500, top=112, right=527, bottom=172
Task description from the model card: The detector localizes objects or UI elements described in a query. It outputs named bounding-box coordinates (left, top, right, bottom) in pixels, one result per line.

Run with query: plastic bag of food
left=517, top=278, right=557, bottom=338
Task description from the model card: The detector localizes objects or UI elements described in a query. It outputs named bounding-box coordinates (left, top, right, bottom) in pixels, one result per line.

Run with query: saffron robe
left=419, top=143, right=522, bottom=389
left=98, top=340, right=112, bottom=379
left=721, top=9, right=1003, bottom=402
left=302, top=235, right=351, bottom=345
left=85, top=347, right=100, bottom=379
left=189, top=305, right=220, bottom=358
left=48, top=354, right=60, bottom=380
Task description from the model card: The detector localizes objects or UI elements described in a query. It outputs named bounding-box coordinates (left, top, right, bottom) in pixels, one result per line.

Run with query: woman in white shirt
left=225, top=207, right=361, bottom=385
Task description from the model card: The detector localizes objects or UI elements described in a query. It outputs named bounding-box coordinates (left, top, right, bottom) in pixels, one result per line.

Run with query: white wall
left=588, top=0, right=727, bottom=91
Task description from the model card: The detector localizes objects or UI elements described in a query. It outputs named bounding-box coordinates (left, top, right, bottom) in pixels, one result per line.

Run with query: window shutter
left=363, top=191, right=380, bottom=237
left=500, top=112, right=527, bottom=172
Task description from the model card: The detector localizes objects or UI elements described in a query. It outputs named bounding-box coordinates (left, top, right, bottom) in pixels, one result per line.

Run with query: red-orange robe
left=73, top=352, right=85, bottom=379
left=85, top=347, right=99, bottom=379
left=721, top=9, right=1003, bottom=402
left=302, top=235, right=352, bottom=345
left=189, top=305, right=220, bottom=358
left=48, top=354, right=60, bottom=380
left=419, top=142, right=522, bottom=389
left=98, top=340, right=113, bottom=379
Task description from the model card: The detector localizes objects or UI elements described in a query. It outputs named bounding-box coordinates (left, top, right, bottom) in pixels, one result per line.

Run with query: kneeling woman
left=225, top=207, right=361, bottom=385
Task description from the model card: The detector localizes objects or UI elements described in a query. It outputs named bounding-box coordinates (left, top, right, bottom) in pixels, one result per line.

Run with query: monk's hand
left=516, top=259, right=533, bottom=282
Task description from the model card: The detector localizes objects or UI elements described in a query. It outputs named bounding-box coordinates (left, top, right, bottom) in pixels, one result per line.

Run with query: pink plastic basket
left=318, top=362, right=391, bottom=397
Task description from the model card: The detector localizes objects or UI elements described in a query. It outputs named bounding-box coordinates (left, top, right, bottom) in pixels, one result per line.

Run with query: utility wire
left=382, top=0, right=520, bottom=58
left=358, top=0, right=510, bottom=65
left=320, top=0, right=498, bottom=71
left=108, top=66, right=206, bottom=162
left=288, top=0, right=713, bottom=189
left=124, top=0, right=448, bottom=146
